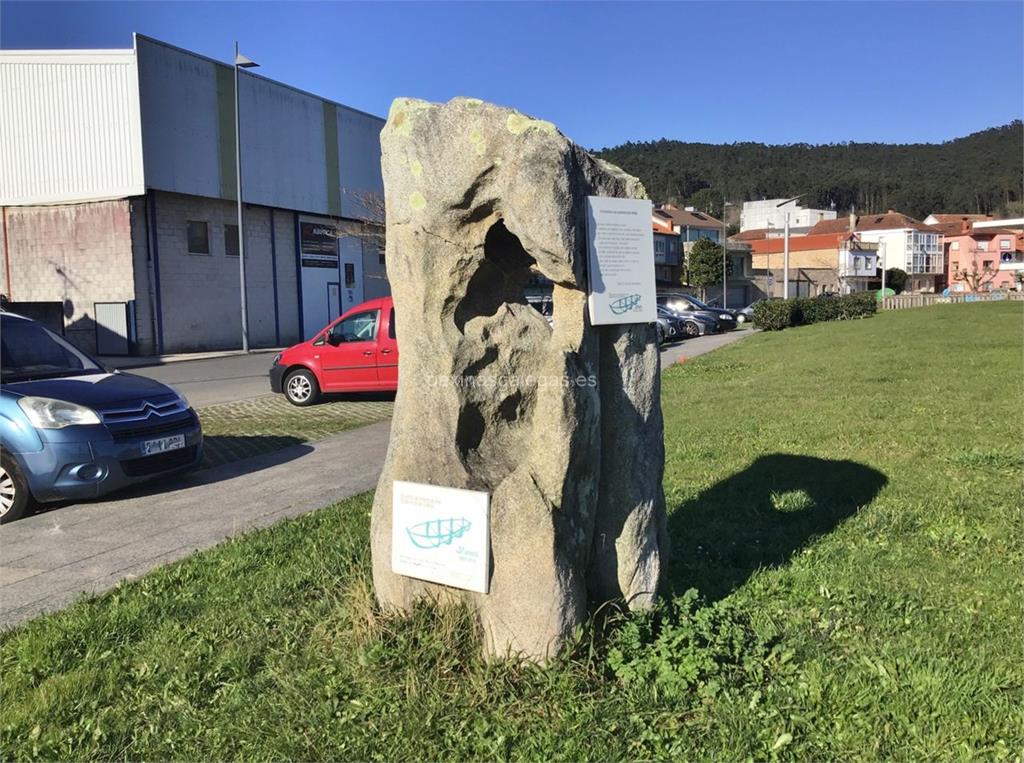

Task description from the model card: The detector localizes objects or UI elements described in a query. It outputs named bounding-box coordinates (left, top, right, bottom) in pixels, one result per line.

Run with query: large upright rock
left=370, top=97, right=667, bottom=660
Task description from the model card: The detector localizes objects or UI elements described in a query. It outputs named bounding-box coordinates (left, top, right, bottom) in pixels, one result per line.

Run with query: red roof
left=750, top=232, right=860, bottom=254
left=808, top=211, right=939, bottom=235
left=928, top=213, right=993, bottom=224
left=656, top=204, right=724, bottom=229
left=730, top=227, right=772, bottom=242
left=935, top=221, right=1019, bottom=238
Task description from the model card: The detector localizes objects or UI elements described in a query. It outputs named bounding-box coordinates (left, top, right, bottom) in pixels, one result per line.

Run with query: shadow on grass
left=201, top=434, right=309, bottom=469
left=665, top=454, right=887, bottom=602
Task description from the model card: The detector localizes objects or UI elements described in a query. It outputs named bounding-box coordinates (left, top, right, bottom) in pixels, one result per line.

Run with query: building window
left=1000, top=239, right=1011, bottom=250
left=983, top=260, right=993, bottom=271
left=224, top=224, right=239, bottom=256
left=952, top=260, right=959, bottom=272
left=977, top=241, right=988, bottom=252
left=655, top=238, right=666, bottom=254
left=378, top=248, right=386, bottom=266
left=187, top=221, right=210, bottom=254
left=950, top=241, right=960, bottom=250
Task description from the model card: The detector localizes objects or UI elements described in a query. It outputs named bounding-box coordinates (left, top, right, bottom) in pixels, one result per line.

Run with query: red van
left=269, top=296, right=398, bottom=406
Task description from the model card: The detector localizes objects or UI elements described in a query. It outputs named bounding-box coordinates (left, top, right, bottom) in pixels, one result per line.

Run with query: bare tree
left=333, top=188, right=387, bottom=280
left=953, top=249, right=998, bottom=293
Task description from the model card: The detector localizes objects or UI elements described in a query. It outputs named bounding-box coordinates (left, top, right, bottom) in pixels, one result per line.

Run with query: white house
left=808, top=211, right=944, bottom=293
left=739, top=199, right=837, bottom=233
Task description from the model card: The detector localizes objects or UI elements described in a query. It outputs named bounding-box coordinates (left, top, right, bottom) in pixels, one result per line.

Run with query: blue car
left=0, top=312, right=203, bottom=523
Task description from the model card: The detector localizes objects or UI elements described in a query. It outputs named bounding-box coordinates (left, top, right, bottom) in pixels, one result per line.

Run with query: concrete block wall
left=151, top=191, right=302, bottom=352
left=1, top=200, right=137, bottom=353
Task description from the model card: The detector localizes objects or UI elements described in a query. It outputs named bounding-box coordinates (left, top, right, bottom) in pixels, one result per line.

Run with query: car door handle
left=363, top=350, right=374, bottom=356
left=380, top=348, right=392, bottom=354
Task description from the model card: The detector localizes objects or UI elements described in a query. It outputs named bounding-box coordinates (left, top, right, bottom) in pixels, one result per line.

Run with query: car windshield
left=685, top=295, right=711, bottom=309
left=0, top=317, right=102, bottom=383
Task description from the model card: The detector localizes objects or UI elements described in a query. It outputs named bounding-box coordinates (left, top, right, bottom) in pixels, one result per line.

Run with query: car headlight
left=17, top=397, right=101, bottom=429
left=272, top=352, right=282, bottom=366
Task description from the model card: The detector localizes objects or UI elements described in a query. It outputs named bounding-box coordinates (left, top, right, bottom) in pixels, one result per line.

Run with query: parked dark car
left=0, top=312, right=203, bottom=522
left=657, top=305, right=712, bottom=338
left=658, top=292, right=738, bottom=331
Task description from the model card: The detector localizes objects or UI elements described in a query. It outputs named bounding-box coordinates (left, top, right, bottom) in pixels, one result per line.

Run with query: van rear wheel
left=0, top=453, right=32, bottom=524
left=284, top=369, right=321, bottom=406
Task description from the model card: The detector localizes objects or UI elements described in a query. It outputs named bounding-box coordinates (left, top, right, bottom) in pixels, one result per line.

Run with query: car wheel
left=0, top=452, right=33, bottom=524
left=683, top=321, right=701, bottom=338
left=284, top=369, right=321, bottom=407
left=656, top=324, right=665, bottom=345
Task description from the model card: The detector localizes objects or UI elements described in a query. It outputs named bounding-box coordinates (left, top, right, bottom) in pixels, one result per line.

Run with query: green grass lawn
left=2, top=303, right=1021, bottom=760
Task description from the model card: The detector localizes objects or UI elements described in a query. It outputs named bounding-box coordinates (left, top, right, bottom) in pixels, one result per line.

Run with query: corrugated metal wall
left=0, top=51, right=145, bottom=205
left=136, top=36, right=385, bottom=218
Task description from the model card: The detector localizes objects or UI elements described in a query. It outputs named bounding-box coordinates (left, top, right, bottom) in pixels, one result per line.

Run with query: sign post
left=585, top=197, right=657, bottom=325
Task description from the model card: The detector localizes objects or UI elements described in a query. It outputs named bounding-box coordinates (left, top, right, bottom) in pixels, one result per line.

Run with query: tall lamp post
left=776, top=194, right=806, bottom=299
left=234, top=42, right=259, bottom=352
left=721, top=201, right=734, bottom=308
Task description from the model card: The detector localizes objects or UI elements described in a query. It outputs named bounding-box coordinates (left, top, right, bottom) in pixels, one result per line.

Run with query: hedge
left=753, top=293, right=876, bottom=331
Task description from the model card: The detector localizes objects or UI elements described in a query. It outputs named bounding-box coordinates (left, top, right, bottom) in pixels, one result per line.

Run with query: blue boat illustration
left=609, top=294, right=642, bottom=315
left=406, top=517, right=472, bottom=549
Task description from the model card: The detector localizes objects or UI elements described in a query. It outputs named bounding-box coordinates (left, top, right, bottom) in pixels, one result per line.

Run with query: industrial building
left=0, top=34, right=388, bottom=355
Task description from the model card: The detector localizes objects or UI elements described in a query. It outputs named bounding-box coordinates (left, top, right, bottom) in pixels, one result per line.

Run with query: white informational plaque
left=392, top=480, right=490, bottom=593
left=585, top=196, right=657, bottom=325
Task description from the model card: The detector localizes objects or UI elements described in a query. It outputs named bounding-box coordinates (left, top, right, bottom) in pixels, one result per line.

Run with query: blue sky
left=2, top=1, right=1021, bottom=149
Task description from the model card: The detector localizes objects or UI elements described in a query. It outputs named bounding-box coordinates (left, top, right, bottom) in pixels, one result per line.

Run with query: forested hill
left=595, top=121, right=1023, bottom=221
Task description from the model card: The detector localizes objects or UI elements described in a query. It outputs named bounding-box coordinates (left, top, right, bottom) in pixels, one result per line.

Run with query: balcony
left=838, top=252, right=878, bottom=277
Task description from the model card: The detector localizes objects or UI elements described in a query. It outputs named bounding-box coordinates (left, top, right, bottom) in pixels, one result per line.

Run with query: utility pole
left=880, top=239, right=887, bottom=301
left=783, top=211, right=790, bottom=299
left=722, top=221, right=728, bottom=308
left=234, top=42, right=259, bottom=352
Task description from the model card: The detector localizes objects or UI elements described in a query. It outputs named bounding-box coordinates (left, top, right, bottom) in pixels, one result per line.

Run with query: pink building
left=932, top=216, right=1024, bottom=292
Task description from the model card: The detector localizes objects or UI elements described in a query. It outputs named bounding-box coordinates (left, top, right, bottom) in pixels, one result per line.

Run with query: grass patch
left=2, top=303, right=1022, bottom=759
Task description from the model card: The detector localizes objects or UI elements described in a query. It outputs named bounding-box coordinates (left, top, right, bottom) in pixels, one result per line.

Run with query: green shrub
left=752, top=299, right=799, bottom=330
left=756, top=293, right=876, bottom=330
left=837, top=292, right=877, bottom=319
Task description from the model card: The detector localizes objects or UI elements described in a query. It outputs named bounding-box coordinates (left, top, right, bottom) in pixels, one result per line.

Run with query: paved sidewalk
left=659, top=326, right=756, bottom=367
left=0, top=421, right=391, bottom=628
left=98, top=347, right=283, bottom=370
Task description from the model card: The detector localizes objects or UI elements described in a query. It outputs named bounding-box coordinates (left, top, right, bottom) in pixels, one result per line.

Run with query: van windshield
left=0, top=317, right=102, bottom=383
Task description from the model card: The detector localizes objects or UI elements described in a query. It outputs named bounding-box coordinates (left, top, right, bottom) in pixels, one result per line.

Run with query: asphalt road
left=113, top=350, right=280, bottom=408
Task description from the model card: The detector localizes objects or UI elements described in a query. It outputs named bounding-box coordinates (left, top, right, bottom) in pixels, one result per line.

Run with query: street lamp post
left=783, top=211, right=791, bottom=299
left=879, top=239, right=887, bottom=300
left=234, top=42, right=259, bottom=352
left=721, top=201, right=734, bottom=308
left=775, top=195, right=805, bottom=300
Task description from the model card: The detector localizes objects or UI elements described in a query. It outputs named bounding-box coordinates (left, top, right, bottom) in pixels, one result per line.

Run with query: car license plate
left=141, top=434, right=185, bottom=456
